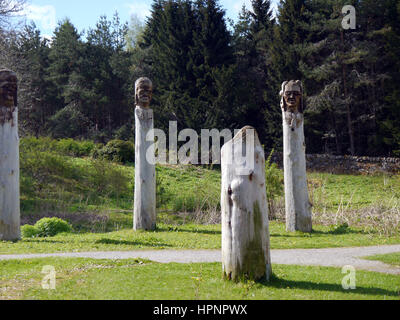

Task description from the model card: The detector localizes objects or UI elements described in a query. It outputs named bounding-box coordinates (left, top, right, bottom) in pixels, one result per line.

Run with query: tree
left=46, top=19, right=84, bottom=113
left=126, top=14, right=145, bottom=51
left=17, top=23, right=52, bottom=136
left=233, top=1, right=276, bottom=146
left=84, top=13, right=130, bottom=135
left=301, top=0, right=399, bottom=156
left=0, top=0, right=25, bottom=27
left=142, top=0, right=234, bottom=133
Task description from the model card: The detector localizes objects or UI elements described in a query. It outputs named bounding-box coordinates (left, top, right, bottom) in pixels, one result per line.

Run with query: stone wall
left=268, top=152, right=400, bottom=175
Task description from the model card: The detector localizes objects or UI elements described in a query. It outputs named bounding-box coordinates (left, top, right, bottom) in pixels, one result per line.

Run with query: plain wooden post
left=134, top=77, right=156, bottom=231
left=281, top=81, right=312, bottom=233
left=0, top=69, right=20, bottom=241
left=221, top=126, right=272, bottom=282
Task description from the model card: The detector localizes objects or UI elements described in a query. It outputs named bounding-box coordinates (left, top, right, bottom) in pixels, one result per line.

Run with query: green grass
left=363, top=252, right=400, bottom=267
left=20, top=136, right=399, bottom=218
left=13, top=137, right=399, bottom=255
left=1, top=222, right=399, bottom=255
left=307, top=172, right=400, bottom=211
left=20, top=139, right=221, bottom=217
left=0, top=258, right=398, bottom=300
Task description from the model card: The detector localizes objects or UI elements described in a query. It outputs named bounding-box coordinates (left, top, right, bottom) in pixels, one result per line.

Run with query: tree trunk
left=341, top=29, right=355, bottom=156
left=282, top=111, right=312, bottom=233
left=221, top=127, right=272, bottom=282
left=0, top=107, right=20, bottom=241
left=134, top=106, right=156, bottom=231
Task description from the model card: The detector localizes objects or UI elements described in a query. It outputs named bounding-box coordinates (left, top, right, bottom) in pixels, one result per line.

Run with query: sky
left=18, top=0, right=279, bottom=39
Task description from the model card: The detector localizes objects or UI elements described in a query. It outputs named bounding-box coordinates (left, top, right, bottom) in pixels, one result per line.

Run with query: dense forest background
left=1, top=0, right=399, bottom=156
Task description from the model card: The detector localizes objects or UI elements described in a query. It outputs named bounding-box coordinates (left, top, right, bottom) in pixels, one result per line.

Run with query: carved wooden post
left=221, top=126, right=272, bottom=282
left=281, top=80, right=312, bottom=233
left=0, top=69, right=20, bottom=241
left=134, top=77, right=156, bottom=231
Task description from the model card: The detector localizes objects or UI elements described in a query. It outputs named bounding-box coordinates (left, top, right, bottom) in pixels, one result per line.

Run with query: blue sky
left=19, top=0, right=279, bottom=38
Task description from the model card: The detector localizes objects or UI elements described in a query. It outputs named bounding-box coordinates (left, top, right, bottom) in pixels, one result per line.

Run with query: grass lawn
left=363, top=252, right=400, bottom=267
left=307, top=172, right=400, bottom=211
left=0, top=258, right=398, bottom=300
left=21, top=155, right=400, bottom=216
left=19, top=136, right=400, bottom=218
left=1, top=222, right=399, bottom=255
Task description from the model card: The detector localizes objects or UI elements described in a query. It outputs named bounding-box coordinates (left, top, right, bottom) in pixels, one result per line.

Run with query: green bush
left=21, top=225, right=39, bottom=238
left=34, top=217, right=72, bottom=237
left=20, top=137, right=96, bottom=157
left=265, top=151, right=284, bottom=201
left=20, top=136, right=57, bottom=153
left=55, top=139, right=96, bottom=157
left=93, top=139, right=135, bottom=163
left=265, top=150, right=284, bottom=218
left=329, top=223, right=351, bottom=234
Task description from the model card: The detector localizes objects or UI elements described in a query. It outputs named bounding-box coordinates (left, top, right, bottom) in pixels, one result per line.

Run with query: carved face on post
left=0, top=70, right=17, bottom=108
left=135, top=77, right=153, bottom=109
left=280, top=80, right=303, bottom=113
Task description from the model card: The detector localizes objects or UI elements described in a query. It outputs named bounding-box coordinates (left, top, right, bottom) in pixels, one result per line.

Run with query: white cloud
left=125, top=2, right=151, bottom=21
left=23, top=4, right=57, bottom=32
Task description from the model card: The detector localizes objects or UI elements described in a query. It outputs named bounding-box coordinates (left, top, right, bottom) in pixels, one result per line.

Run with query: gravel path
left=1, top=245, right=399, bottom=274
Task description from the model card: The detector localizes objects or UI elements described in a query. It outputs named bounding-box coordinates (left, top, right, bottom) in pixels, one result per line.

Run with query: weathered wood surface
left=221, top=126, right=272, bottom=282
left=282, top=110, right=312, bottom=232
left=0, top=107, right=20, bottom=240
left=134, top=106, right=156, bottom=231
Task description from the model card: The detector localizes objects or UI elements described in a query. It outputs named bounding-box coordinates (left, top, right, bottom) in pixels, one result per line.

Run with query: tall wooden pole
left=281, top=81, right=312, bottom=233
left=134, top=77, right=156, bottom=231
left=221, top=126, right=272, bottom=282
left=0, top=69, right=20, bottom=241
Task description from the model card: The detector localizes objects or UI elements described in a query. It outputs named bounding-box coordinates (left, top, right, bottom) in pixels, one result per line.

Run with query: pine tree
left=17, top=23, right=52, bottom=136
left=46, top=19, right=84, bottom=112
left=232, top=1, right=276, bottom=146
left=142, top=0, right=234, bottom=132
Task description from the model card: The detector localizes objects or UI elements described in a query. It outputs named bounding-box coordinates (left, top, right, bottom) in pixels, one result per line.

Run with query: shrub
left=55, top=139, right=96, bottom=157
left=21, top=225, right=39, bottom=238
left=20, top=136, right=96, bottom=157
left=329, top=223, right=351, bottom=234
left=265, top=151, right=284, bottom=198
left=93, top=139, right=135, bottom=163
left=34, top=217, right=72, bottom=237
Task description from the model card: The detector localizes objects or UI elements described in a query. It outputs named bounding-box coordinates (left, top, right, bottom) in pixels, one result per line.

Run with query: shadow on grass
left=257, top=275, right=399, bottom=297
left=94, top=238, right=172, bottom=247
left=270, top=228, right=367, bottom=238
left=311, top=228, right=368, bottom=236
left=155, top=226, right=221, bottom=235
left=22, top=239, right=66, bottom=244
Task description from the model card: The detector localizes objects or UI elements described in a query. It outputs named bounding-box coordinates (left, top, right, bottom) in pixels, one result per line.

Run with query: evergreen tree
left=46, top=19, right=84, bottom=113
left=17, top=23, right=52, bottom=136
left=142, top=0, right=234, bottom=132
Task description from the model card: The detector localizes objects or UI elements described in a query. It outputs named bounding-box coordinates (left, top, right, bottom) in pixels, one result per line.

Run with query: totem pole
left=0, top=69, right=20, bottom=240
left=134, top=77, right=156, bottom=231
left=281, top=80, right=312, bottom=233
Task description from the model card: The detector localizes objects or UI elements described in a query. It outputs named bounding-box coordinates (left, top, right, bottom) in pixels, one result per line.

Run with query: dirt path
left=1, top=245, right=399, bottom=274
